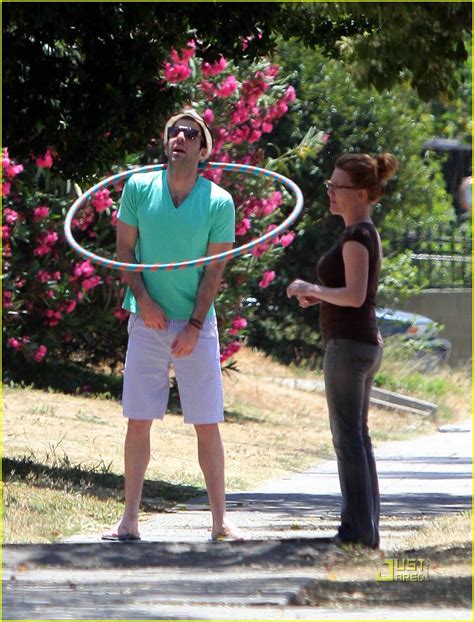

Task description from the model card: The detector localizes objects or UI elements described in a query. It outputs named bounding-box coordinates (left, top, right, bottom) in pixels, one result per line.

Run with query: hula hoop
left=64, top=162, right=303, bottom=272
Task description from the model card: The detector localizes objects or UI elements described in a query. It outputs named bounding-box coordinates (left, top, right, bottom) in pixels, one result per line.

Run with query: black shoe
left=332, top=534, right=379, bottom=550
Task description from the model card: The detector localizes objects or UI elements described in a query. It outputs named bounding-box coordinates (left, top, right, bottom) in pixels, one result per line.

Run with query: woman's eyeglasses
left=168, top=126, right=201, bottom=141
left=324, top=180, right=358, bottom=191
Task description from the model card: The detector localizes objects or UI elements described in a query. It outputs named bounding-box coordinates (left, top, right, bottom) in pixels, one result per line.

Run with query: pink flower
left=2, top=150, right=24, bottom=178
left=322, top=133, right=330, bottom=144
left=33, top=230, right=59, bottom=256
left=2, top=148, right=10, bottom=168
left=44, top=309, right=63, bottom=326
left=220, top=340, right=241, bottom=363
left=215, top=75, right=238, bottom=98
left=232, top=317, right=248, bottom=330
left=202, top=108, right=214, bottom=125
left=113, top=308, right=129, bottom=322
left=266, top=65, right=280, bottom=77
left=202, top=56, right=228, bottom=77
left=250, top=242, right=270, bottom=257
left=2, top=181, right=11, bottom=196
left=229, top=126, right=250, bottom=145
left=37, top=269, right=52, bottom=283
left=33, top=206, right=50, bottom=222
left=82, top=275, right=101, bottom=291
left=64, top=300, right=77, bottom=314
left=283, top=85, right=296, bottom=102
left=3, top=208, right=19, bottom=225
left=36, top=149, right=54, bottom=168
left=199, top=80, right=216, bottom=96
left=163, top=62, right=192, bottom=83
left=271, top=191, right=282, bottom=205
left=91, top=188, right=113, bottom=212
left=231, top=101, right=250, bottom=124
left=235, top=218, right=251, bottom=236
left=181, top=39, right=196, bottom=61
left=259, top=270, right=276, bottom=289
left=248, top=129, right=262, bottom=143
left=2, top=226, right=11, bottom=241
left=262, top=122, right=273, bottom=133
left=34, top=345, right=48, bottom=362
left=9, top=163, right=23, bottom=176
left=7, top=337, right=22, bottom=350
left=280, top=232, right=296, bottom=247
left=3, top=290, right=12, bottom=308
left=73, top=260, right=95, bottom=279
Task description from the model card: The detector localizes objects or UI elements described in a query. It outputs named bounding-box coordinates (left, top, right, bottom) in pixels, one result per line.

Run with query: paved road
left=4, top=423, right=472, bottom=619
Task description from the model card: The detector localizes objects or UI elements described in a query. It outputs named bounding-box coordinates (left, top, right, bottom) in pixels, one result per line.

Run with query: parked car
left=376, top=307, right=452, bottom=369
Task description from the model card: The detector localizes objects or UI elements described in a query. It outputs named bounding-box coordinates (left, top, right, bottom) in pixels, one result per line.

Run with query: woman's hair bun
left=376, top=153, right=398, bottom=182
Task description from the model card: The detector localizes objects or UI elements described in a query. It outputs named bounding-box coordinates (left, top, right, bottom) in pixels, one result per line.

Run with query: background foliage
left=4, top=2, right=470, bottom=178
left=244, top=40, right=471, bottom=364
left=2, top=2, right=471, bottom=380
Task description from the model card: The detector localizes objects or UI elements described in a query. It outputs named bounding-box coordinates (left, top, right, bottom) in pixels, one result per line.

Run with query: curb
left=265, top=377, right=437, bottom=416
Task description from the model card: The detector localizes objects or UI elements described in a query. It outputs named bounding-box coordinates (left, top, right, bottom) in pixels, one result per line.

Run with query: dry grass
left=3, top=346, right=471, bottom=543
left=2, top=480, right=123, bottom=543
left=3, top=347, right=449, bottom=492
left=403, top=511, right=472, bottom=552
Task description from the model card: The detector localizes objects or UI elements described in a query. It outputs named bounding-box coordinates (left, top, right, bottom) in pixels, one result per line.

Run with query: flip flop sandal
left=101, top=532, right=141, bottom=542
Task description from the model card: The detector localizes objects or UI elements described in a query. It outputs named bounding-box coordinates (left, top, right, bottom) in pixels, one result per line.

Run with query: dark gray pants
left=323, top=338, right=383, bottom=548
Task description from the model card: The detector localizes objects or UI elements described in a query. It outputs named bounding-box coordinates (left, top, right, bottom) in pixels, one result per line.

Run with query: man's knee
left=194, top=423, right=220, bottom=441
left=127, top=418, right=153, bottom=436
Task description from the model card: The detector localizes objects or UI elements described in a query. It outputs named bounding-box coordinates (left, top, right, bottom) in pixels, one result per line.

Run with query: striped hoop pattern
left=64, top=162, right=303, bottom=272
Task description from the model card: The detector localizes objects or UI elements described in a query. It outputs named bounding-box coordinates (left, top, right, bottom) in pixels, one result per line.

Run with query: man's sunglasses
left=167, top=126, right=201, bottom=141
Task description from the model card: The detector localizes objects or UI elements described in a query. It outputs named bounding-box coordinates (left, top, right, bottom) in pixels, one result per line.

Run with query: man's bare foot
left=101, top=520, right=140, bottom=541
left=211, top=520, right=249, bottom=541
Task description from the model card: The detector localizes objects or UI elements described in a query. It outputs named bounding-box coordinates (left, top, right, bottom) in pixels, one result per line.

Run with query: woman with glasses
left=287, top=152, right=398, bottom=548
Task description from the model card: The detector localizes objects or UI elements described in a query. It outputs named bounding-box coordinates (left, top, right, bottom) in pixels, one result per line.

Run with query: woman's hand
left=297, top=294, right=321, bottom=308
left=287, top=279, right=315, bottom=299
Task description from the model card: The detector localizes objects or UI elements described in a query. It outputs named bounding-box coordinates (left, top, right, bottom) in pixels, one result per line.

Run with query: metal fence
left=386, top=224, right=472, bottom=289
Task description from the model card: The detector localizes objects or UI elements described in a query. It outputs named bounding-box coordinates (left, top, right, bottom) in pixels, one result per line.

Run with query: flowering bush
left=3, top=40, right=324, bottom=378
left=2, top=148, right=126, bottom=373
left=159, top=40, right=325, bottom=363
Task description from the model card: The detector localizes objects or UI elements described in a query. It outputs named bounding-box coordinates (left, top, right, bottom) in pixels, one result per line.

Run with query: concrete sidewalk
left=4, top=422, right=472, bottom=620
left=66, top=419, right=472, bottom=550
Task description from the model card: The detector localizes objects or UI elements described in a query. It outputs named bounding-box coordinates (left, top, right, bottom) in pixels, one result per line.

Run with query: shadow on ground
left=2, top=457, right=203, bottom=509
left=220, top=491, right=472, bottom=518
left=4, top=539, right=471, bottom=618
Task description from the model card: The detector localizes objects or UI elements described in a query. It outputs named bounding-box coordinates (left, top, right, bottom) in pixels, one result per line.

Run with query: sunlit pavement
left=4, top=422, right=471, bottom=619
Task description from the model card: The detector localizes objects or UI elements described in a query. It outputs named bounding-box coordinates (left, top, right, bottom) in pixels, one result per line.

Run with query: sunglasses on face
left=324, top=180, right=359, bottom=192
left=167, top=126, right=201, bottom=141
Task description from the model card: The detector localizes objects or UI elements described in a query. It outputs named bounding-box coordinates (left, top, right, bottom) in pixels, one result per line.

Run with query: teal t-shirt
left=118, top=170, right=235, bottom=320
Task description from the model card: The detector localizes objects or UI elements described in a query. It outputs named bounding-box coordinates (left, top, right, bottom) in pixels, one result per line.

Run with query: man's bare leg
left=194, top=423, right=246, bottom=540
left=104, top=418, right=153, bottom=539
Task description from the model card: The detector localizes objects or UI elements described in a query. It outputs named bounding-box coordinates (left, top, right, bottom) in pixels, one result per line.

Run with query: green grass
left=4, top=359, right=124, bottom=399
left=3, top=479, right=124, bottom=543
left=375, top=337, right=470, bottom=415
left=2, top=455, right=203, bottom=543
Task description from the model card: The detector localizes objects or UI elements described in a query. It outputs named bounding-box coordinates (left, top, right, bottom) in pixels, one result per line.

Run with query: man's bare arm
left=190, top=242, right=233, bottom=323
left=116, top=220, right=168, bottom=329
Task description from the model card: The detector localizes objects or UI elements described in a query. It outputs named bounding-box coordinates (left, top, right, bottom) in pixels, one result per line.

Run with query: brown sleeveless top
left=316, top=222, right=383, bottom=347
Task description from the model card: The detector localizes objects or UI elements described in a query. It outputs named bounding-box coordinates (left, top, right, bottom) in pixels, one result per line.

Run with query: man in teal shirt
left=103, top=110, right=244, bottom=541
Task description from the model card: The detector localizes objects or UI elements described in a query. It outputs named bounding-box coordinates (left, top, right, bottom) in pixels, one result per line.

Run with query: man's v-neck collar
left=164, top=170, right=202, bottom=210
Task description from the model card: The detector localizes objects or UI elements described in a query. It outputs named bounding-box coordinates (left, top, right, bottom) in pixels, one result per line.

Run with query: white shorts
left=122, top=314, right=223, bottom=424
